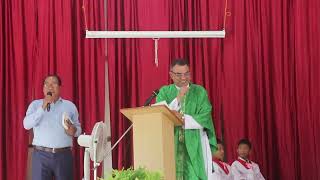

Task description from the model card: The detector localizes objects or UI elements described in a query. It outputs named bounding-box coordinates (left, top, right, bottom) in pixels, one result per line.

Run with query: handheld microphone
left=47, top=92, right=52, bottom=112
left=143, top=89, right=159, bottom=106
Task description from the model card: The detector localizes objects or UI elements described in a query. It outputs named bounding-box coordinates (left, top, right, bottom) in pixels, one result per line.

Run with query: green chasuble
left=156, top=83, right=217, bottom=180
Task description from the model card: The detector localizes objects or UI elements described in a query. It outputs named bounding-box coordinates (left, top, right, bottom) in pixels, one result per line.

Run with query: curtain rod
left=85, top=30, right=225, bottom=38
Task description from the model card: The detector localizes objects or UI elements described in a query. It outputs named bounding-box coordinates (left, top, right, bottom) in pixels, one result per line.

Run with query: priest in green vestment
left=156, top=59, right=217, bottom=180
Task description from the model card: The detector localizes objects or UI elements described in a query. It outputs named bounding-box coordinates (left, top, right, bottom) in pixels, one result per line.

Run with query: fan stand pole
left=84, top=148, right=90, bottom=180
left=93, top=140, right=98, bottom=180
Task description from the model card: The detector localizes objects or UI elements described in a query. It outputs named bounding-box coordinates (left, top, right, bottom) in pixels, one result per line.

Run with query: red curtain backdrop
left=0, top=0, right=105, bottom=180
left=107, top=0, right=320, bottom=180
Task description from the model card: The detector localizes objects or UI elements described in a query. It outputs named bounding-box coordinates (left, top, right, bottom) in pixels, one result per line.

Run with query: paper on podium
left=151, top=101, right=169, bottom=108
left=151, top=101, right=183, bottom=122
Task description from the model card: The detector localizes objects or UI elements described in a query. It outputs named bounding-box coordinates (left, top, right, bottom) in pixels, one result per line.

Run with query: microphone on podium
left=143, top=89, right=159, bottom=106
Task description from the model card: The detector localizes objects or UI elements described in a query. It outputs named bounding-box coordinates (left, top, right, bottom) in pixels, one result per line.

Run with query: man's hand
left=177, top=86, right=189, bottom=102
left=64, top=119, right=76, bottom=136
left=42, top=94, right=54, bottom=110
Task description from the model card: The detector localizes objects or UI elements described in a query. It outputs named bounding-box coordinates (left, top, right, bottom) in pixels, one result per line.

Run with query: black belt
left=34, top=146, right=71, bottom=153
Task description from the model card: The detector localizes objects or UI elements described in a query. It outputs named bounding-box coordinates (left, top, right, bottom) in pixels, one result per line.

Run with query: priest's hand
left=177, top=86, right=189, bottom=102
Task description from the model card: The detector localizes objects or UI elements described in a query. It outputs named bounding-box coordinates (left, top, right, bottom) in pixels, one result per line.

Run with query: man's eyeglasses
left=44, top=82, right=59, bottom=88
left=170, top=71, right=191, bottom=78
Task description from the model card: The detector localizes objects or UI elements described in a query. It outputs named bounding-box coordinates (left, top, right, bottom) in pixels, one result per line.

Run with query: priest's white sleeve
left=183, top=114, right=202, bottom=129
left=168, top=98, right=181, bottom=111
left=168, top=98, right=203, bottom=129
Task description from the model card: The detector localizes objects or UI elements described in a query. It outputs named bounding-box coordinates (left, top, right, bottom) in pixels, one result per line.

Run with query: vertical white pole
left=93, top=140, right=97, bottom=180
left=103, top=60, right=113, bottom=178
left=84, top=148, right=90, bottom=180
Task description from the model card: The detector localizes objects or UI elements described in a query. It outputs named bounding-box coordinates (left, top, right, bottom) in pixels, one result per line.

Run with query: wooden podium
left=120, top=105, right=183, bottom=180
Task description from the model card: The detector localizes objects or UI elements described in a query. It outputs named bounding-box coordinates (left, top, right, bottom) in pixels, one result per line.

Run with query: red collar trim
left=213, top=158, right=229, bottom=174
left=236, top=157, right=252, bottom=169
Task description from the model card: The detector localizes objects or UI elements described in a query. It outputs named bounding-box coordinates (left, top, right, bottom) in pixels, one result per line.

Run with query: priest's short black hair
left=170, top=58, right=189, bottom=69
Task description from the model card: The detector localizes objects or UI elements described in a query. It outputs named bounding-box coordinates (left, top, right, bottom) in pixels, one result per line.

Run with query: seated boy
left=231, top=139, right=265, bottom=180
left=211, top=139, right=233, bottom=180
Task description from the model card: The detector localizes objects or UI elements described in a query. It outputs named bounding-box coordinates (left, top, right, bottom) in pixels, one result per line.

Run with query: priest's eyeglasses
left=171, top=71, right=191, bottom=78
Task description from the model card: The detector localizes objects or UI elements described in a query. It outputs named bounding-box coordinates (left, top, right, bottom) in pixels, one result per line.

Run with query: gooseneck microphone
left=47, top=92, right=52, bottom=112
left=143, top=89, right=159, bottom=106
